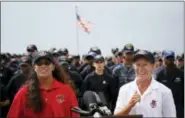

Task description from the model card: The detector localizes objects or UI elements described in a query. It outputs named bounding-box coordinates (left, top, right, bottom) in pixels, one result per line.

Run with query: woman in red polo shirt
left=7, top=51, right=79, bottom=117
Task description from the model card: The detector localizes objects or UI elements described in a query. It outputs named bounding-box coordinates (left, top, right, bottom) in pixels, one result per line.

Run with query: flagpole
left=75, top=5, right=79, bottom=55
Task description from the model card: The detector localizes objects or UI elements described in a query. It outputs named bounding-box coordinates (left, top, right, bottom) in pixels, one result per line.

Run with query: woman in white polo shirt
left=114, top=50, right=176, bottom=117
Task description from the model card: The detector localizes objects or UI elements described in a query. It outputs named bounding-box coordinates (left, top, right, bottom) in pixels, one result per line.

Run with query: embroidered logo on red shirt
left=150, top=100, right=157, bottom=108
left=56, top=95, right=65, bottom=104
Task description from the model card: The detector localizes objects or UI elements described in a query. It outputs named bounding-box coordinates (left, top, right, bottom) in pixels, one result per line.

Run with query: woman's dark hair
left=26, top=63, right=70, bottom=113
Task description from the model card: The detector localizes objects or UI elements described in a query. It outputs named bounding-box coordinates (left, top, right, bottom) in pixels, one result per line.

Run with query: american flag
left=76, top=12, right=91, bottom=34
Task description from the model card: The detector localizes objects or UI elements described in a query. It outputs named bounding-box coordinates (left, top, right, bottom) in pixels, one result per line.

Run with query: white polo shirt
left=114, top=78, right=176, bottom=117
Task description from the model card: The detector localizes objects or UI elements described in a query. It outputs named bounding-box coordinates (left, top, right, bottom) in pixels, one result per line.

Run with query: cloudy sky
left=1, top=2, right=184, bottom=56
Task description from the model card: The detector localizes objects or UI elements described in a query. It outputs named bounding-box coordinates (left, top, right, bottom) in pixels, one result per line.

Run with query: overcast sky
left=1, top=2, right=184, bottom=56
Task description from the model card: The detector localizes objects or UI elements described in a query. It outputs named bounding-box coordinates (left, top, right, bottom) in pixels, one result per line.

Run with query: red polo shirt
left=7, top=79, right=79, bottom=117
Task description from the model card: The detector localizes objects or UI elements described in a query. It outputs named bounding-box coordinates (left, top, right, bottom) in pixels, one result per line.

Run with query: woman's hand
left=128, top=91, right=141, bottom=107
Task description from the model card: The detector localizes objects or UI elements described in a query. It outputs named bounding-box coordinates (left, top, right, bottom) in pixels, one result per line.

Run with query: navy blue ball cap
left=122, top=44, right=134, bottom=53
left=133, top=50, right=155, bottom=64
left=94, top=55, right=105, bottom=62
left=32, top=51, right=53, bottom=65
left=162, top=50, right=175, bottom=58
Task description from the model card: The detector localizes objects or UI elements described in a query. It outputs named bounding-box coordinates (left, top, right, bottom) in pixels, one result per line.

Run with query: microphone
left=93, top=92, right=112, bottom=115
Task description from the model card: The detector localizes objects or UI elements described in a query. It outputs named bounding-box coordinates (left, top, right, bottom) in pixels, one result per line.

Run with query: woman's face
left=134, top=58, right=154, bottom=81
left=93, top=61, right=105, bottom=72
left=34, top=59, right=54, bottom=79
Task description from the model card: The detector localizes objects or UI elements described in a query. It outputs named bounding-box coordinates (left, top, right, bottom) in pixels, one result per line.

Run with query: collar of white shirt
left=131, top=78, right=159, bottom=97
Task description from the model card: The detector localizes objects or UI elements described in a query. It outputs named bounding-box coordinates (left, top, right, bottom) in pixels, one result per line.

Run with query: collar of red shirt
left=39, top=78, right=63, bottom=91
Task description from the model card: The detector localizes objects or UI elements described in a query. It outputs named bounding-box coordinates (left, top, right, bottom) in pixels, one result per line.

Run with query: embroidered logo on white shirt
left=150, top=100, right=157, bottom=108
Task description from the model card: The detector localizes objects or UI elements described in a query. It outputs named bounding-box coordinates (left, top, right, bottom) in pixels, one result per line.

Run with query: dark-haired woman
left=7, top=51, right=79, bottom=117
